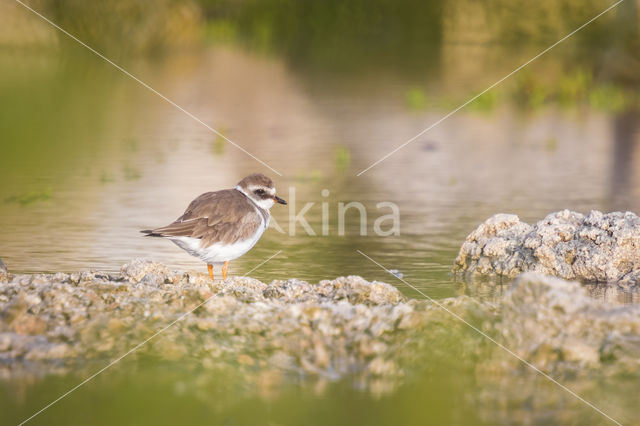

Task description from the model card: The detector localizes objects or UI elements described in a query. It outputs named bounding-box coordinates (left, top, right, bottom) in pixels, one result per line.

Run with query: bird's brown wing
left=147, top=189, right=263, bottom=247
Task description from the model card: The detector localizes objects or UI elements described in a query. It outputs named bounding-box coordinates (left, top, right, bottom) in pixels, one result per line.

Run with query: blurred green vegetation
left=211, top=130, right=227, bottom=155
left=509, top=68, right=639, bottom=112
left=123, top=164, right=142, bottom=181
left=294, top=170, right=324, bottom=184
left=35, top=0, right=202, bottom=55
left=198, top=0, right=445, bottom=75
left=545, top=136, right=558, bottom=153
left=3, top=188, right=52, bottom=206
left=404, top=88, right=428, bottom=111
left=6, top=0, right=639, bottom=113
left=469, top=91, right=499, bottom=113
left=334, top=145, right=351, bottom=171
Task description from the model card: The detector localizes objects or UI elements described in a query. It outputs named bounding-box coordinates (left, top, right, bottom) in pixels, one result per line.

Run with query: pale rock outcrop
left=454, top=210, right=640, bottom=284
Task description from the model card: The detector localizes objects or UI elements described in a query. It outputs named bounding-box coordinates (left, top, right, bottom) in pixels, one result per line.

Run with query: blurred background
left=2, top=0, right=640, bottom=424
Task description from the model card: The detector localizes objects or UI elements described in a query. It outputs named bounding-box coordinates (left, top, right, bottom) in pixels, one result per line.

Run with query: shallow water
left=2, top=0, right=640, bottom=424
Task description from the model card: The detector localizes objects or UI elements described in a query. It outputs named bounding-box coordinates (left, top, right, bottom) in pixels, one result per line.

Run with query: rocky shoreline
left=0, top=259, right=422, bottom=387
left=1, top=258, right=639, bottom=395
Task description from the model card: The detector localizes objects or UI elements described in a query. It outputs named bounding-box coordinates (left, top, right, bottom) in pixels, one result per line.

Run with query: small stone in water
left=388, top=269, right=403, bottom=279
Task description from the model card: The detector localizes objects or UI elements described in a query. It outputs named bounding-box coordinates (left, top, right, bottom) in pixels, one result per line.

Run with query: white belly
left=169, top=216, right=268, bottom=265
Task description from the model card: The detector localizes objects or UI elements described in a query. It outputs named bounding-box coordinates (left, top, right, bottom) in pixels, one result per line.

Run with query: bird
left=141, top=173, right=286, bottom=280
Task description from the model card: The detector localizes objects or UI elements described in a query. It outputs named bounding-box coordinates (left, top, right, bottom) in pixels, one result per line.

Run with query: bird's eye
left=255, top=189, right=265, bottom=195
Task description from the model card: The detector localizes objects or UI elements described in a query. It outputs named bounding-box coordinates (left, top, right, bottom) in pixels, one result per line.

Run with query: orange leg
left=222, top=261, right=229, bottom=280
left=207, top=264, right=214, bottom=280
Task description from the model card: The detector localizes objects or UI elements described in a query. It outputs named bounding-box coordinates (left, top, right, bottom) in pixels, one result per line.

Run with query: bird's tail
left=140, top=229, right=163, bottom=237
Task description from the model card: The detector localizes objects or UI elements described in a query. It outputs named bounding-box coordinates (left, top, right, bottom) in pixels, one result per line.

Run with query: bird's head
left=235, top=173, right=287, bottom=209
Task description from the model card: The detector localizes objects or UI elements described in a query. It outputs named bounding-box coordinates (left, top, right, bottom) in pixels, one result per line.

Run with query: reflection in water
left=610, top=110, right=640, bottom=211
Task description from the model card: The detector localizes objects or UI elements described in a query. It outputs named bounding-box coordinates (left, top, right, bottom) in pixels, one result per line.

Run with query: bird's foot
left=222, top=261, right=229, bottom=280
left=207, top=264, right=214, bottom=281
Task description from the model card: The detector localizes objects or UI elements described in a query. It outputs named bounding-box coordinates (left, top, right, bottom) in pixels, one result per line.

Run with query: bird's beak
left=274, top=196, right=287, bottom=205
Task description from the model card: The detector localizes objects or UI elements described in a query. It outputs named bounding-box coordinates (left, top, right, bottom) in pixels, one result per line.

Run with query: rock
left=454, top=210, right=640, bottom=284
left=317, top=276, right=403, bottom=305
left=494, top=272, right=640, bottom=371
left=0, top=292, right=29, bottom=327
left=2, top=261, right=640, bottom=403
left=0, top=262, right=416, bottom=389
left=120, top=258, right=173, bottom=284
left=237, top=354, right=254, bottom=366
left=14, top=314, right=47, bottom=335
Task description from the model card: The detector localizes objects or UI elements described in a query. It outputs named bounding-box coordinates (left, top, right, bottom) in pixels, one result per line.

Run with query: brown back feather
left=150, top=189, right=263, bottom=247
